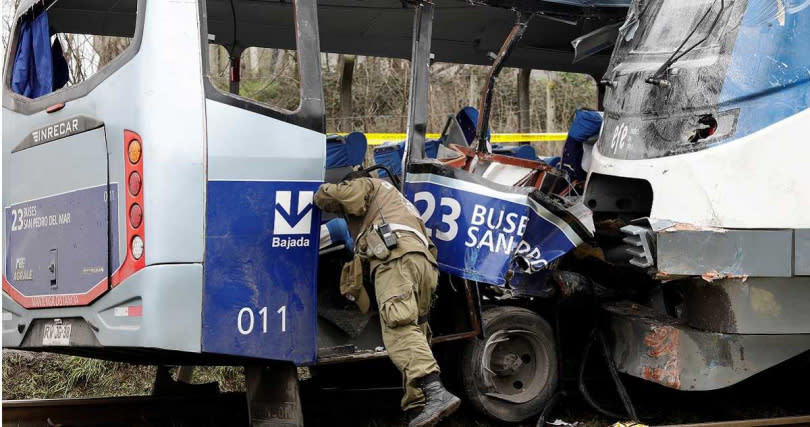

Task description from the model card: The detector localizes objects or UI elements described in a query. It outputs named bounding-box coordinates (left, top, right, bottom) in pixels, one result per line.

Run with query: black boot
left=408, top=373, right=461, bottom=427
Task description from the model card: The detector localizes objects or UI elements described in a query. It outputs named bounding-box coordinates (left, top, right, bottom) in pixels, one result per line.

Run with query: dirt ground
left=4, top=350, right=810, bottom=426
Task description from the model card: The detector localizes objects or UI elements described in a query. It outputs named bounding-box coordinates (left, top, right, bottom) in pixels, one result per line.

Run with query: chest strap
left=389, top=223, right=430, bottom=248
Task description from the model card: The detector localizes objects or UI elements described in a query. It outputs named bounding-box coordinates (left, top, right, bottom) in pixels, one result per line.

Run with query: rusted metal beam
left=665, top=415, right=810, bottom=427
left=474, top=12, right=532, bottom=153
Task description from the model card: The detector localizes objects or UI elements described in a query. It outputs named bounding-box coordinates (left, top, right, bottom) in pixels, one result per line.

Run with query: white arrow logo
left=274, top=191, right=314, bottom=235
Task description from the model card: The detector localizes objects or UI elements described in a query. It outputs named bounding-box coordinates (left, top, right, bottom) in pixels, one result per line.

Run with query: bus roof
left=20, top=0, right=630, bottom=76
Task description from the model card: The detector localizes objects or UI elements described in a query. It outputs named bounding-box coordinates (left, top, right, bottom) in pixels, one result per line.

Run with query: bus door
left=4, top=118, right=112, bottom=311
left=199, top=0, right=326, bottom=364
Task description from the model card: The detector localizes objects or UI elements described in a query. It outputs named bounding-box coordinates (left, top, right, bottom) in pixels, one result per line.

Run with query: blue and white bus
left=585, top=0, right=810, bottom=393
left=2, top=0, right=627, bottom=422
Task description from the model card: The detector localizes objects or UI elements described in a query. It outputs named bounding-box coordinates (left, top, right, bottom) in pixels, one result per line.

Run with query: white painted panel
left=206, top=100, right=325, bottom=182
left=589, top=108, right=810, bottom=228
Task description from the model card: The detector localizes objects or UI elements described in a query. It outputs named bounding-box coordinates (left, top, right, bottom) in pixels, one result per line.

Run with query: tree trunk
left=517, top=68, right=531, bottom=138
left=273, top=49, right=286, bottom=75
left=545, top=77, right=556, bottom=132
left=338, top=54, right=356, bottom=132
left=467, top=71, right=476, bottom=107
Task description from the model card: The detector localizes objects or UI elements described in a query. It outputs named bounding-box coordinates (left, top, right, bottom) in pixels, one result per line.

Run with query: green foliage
left=190, top=365, right=245, bottom=391
left=2, top=352, right=246, bottom=399
left=206, top=47, right=597, bottom=135
left=2, top=352, right=154, bottom=399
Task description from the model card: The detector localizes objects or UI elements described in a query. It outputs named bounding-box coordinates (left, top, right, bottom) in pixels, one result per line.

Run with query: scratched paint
left=598, top=0, right=810, bottom=160
left=642, top=325, right=681, bottom=390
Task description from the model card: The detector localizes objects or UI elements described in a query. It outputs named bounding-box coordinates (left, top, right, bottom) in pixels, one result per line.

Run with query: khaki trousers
left=373, top=253, right=440, bottom=411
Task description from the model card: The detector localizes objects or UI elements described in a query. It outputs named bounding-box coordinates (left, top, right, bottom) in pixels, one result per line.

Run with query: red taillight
left=113, top=130, right=146, bottom=287
left=129, top=204, right=143, bottom=228
left=46, top=103, right=65, bottom=113
left=128, top=171, right=142, bottom=196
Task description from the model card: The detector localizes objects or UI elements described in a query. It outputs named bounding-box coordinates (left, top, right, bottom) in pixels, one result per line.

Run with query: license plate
left=42, top=322, right=72, bottom=345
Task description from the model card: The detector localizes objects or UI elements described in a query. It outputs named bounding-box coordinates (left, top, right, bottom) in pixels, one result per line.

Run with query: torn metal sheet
left=404, top=161, right=592, bottom=288
left=570, top=22, right=622, bottom=63
left=604, top=301, right=810, bottom=391
left=699, top=270, right=748, bottom=283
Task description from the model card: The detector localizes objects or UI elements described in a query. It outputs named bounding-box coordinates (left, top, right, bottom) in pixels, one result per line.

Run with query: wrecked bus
left=2, top=0, right=627, bottom=423
left=586, top=0, right=810, bottom=392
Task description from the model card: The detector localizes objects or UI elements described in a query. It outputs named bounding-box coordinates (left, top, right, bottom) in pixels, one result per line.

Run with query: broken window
left=6, top=0, right=137, bottom=100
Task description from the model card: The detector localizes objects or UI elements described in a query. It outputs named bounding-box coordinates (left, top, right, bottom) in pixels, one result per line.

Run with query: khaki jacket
left=315, top=177, right=437, bottom=270
left=314, top=178, right=437, bottom=311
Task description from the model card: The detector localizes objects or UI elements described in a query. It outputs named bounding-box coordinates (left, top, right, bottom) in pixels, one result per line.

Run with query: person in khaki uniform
left=314, top=170, right=460, bottom=427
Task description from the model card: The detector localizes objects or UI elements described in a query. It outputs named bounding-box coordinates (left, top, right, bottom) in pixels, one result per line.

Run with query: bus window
left=5, top=0, right=139, bottom=102
left=207, top=45, right=301, bottom=112
left=51, top=34, right=132, bottom=88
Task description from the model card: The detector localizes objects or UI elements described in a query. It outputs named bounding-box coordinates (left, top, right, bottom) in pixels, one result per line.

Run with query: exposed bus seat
left=491, top=144, right=538, bottom=160
left=326, top=132, right=367, bottom=180
left=559, top=109, right=603, bottom=183
left=319, top=218, right=354, bottom=255
left=372, top=106, right=489, bottom=176
left=455, top=106, right=480, bottom=145
left=373, top=138, right=440, bottom=177
left=323, top=132, right=368, bottom=220
left=542, top=156, right=561, bottom=167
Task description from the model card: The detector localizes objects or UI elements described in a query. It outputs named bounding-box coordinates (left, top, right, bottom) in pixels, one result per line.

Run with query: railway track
left=2, top=392, right=248, bottom=427
left=667, top=416, right=810, bottom=427
left=3, top=390, right=809, bottom=426
left=2, top=384, right=810, bottom=427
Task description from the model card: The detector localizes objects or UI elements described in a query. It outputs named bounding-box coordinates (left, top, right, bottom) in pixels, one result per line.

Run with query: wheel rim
left=480, top=328, right=550, bottom=404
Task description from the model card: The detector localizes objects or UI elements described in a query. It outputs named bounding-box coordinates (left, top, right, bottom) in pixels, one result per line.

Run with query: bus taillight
left=128, top=171, right=141, bottom=196
left=128, top=139, right=141, bottom=164
left=113, top=130, right=146, bottom=287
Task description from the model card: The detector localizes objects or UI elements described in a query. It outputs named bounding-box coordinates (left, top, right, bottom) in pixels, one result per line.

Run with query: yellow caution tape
left=335, top=132, right=568, bottom=145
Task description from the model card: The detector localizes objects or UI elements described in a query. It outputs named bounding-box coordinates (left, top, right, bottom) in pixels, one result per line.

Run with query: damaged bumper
left=621, top=219, right=807, bottom=279
left=604, top=301, right=810, bottom=391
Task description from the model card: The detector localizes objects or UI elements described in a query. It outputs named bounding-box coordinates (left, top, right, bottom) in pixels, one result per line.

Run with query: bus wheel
left=459, top=306, right=557, bottom=423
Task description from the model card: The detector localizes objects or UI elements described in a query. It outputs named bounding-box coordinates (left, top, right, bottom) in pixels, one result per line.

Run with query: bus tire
left=459, top=306, right=557, bottom=423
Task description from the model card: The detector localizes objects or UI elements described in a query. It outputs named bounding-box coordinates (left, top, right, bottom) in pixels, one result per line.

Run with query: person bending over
left=314, top=170, right=460, bottom=427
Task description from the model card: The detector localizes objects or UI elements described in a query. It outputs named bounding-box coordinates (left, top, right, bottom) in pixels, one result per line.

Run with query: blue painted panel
left=4, top=184, right=117, bottom=299
left=405, top=177, right=578, bottom=286
left=720, top=0, right=810, bottom=139
left=203, top=181, right=321, bottom=364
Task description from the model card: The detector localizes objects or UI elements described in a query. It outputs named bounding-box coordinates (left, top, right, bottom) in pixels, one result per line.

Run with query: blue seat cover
left=322, top=217, right=354, bottom=252
left=560, top=109, right=603, bottom=182
left=541, top=156, right=561, bottom=167
left=12, top=12, right=54, bottom=99
left=326, top=135, right=350, bottom=168
left=492, top=144, right=537, bottom=160
left=373, top=139, right=440, bottom=177
left=326, top=132, right=367, bottom=169
left=344, top=132, right=367, bottom=167
left=456, top=106, right=488, bottom=145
